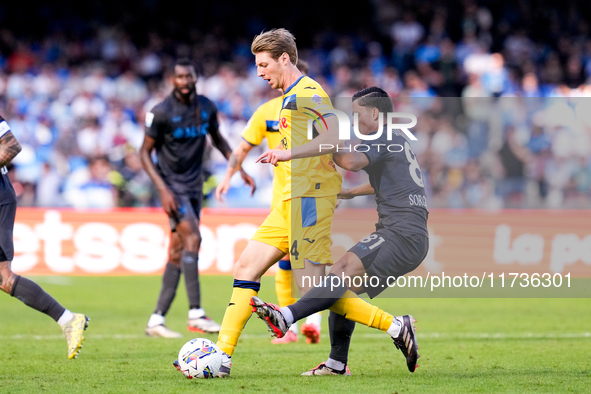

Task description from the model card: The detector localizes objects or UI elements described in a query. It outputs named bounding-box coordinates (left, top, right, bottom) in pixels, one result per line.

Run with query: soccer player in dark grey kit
left=0, top=114, right=89, bottom=359
left=252, top=87, right=428, bottom=375
left=140, top=59, right=255, bottom=337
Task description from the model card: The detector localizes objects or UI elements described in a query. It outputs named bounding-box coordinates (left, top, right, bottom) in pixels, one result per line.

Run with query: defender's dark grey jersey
left=145, top=93, right=219, bottom=195
left=361, top=125, right=428, bottom=236
left=0, top=115, right=16, bottom=206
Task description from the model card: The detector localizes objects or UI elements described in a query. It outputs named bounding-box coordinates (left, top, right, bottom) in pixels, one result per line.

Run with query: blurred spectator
left=116, top=149, right=156, bottom=207
left=497, top=126, right=531, bottom=207
left=390, top=11, right=424, bottom=73
left=462, top=159, right=499, bottom=209
left=36, top=162, right=65, bottom=207
left=64, top=156, right=117, bottom=209
left=77, top=118, right=104, bottom=157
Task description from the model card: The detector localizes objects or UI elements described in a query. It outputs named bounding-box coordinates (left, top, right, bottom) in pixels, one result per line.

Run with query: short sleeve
left=145, top=108, right=162, bottom=139
left=0, top=115, right=11, bottom=139
left=241, top=105, right=267, bottom=146
left=361, top=134, right=389, bottom=167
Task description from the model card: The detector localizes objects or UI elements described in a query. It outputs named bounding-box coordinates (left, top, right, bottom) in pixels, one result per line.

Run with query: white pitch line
left=247, top=332, right=591, bottom=340
left=0, top=334, right=142, bottom=340
left=0, top=333, right=589, bottom=340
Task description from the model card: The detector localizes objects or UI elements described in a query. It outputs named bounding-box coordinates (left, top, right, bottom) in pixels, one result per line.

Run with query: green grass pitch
left=1, top=275, right=590, bottom=393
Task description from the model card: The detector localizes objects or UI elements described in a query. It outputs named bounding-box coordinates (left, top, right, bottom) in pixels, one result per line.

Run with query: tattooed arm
left=0, top=131, right=22, bottom=167
left=214, top=139, right=256, bottom=202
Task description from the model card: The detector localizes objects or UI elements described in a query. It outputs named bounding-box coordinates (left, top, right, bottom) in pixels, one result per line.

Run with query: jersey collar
left=284, top=76, right=305, bottom=95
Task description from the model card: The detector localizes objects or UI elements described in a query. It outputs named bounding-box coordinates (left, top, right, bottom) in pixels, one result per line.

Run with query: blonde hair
left=251, top=28, right=298, bottom=65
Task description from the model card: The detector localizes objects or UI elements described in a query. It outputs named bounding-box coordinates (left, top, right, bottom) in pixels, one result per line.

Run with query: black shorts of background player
left=0, top=115, right=89, bottom=359
left=139, top=59, right=255, bottom=338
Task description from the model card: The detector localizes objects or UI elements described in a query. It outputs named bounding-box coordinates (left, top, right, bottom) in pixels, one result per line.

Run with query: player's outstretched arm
left=256, top=116, right=342, bottom=166
left=139, top=134, right=179, bottom=219
left=0, top=131, right=22, bottom=167
left=338, top=182, right=375, bottom=199
left=209, top=127, right=256, bottom=198
left=215, top=140, right=254, bottom=202
left=333, top=150, right=370, bottom=172
left=291, top=115, right=341, bottom=159
left=255, top=148, right=289, bottom=166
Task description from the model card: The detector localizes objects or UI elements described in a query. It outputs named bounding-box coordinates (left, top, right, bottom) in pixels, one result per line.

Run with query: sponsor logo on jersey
left=280, top=117, right=288, bottom=129
left=266, top=120, right=280, bottom=132
left=310, top=94, right=322, bottom=104
left=173, top=124, right=209, bottom=139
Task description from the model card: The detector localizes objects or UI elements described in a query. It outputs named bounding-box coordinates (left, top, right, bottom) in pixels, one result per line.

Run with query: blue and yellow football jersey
left=278, top=76, right=342, bottom=199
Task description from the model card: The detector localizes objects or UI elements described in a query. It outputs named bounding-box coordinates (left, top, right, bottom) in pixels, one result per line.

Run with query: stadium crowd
left=1, top=0, right=590, bottom=209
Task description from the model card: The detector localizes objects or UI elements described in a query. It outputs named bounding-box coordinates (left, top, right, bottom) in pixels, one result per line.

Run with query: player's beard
left=176, top=86, right=196, bottom=101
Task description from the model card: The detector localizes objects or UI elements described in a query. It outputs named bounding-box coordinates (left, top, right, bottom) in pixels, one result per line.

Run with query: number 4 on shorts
left=290, top=240, right=299, bottom=260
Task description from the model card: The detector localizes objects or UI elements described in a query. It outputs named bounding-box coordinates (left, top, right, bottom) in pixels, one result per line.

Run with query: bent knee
left=0, top=268, right=16, bottom=294
left=183, top=233, right=202, bottom=251
left=232, top=258, right=263, bottom=282
left=330, top=253, right=353, bottom=273
left=330, top=253, right=364, bottom=278
left=232, top=259, right=251, bottom=279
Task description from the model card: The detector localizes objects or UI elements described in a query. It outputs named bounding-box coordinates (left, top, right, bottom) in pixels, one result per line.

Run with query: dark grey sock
left=154, top=262, right=181, bottom=316
left=328, top=311, right=356, bottom=364
left=287, top=274, right=348, bottom=322
left=11, top=276, right=66, bottom=322
left=180, top=251, right=200, bottom=310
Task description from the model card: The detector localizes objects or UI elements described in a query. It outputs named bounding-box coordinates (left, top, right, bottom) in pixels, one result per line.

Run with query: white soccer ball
left=177, top=338, right=223, bottom=379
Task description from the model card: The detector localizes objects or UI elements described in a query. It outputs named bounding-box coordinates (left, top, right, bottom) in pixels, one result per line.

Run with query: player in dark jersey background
left=0, top=114, right=89, bottom=359
left=252, top=87, right=428, bottom=375
left=140, top=59, right=255, bottom=337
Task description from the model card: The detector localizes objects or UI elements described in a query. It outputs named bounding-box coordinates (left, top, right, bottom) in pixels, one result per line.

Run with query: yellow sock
left=329, top=290, right=394, bottom=332
left=275, top=266, right=296, bottom=308
left=216, top=281, right=260, bottom=356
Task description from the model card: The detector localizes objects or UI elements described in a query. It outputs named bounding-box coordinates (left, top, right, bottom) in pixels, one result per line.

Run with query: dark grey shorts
left=168, top=193, right=202, bottom=231
left=349, top=228, right=429, bottom=298
left=0, top=202, right=16, bottom=261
